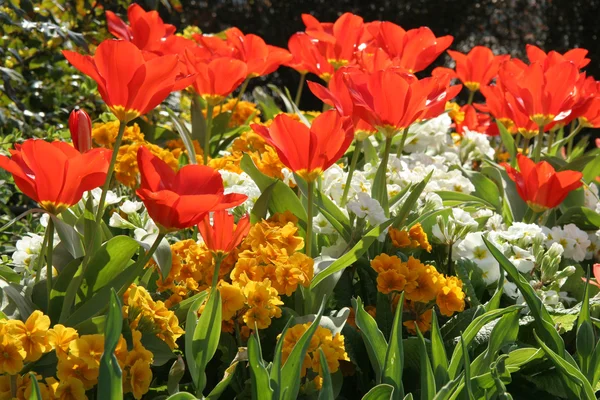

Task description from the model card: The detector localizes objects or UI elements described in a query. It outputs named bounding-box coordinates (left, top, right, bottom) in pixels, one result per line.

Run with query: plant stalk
left=341, top=140, right=363, bottom=207
left=467, top=90, right=475, bottom=105
left=203, top=104, right=215, bottom=164
left=395, top=127, right=410, bottom=157
left=46, top=218, right=55, bottom=312
left=95, top=120, right=126, bottom=225
left=533, top=126, right=544, bottom=162
left=294, top=73, right=306, bottom=107
left=306, top=181, right=315, bottom=258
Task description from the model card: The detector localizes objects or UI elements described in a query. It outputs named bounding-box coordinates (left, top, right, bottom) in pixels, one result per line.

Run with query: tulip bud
left=68, top=108, right=92, bottom=153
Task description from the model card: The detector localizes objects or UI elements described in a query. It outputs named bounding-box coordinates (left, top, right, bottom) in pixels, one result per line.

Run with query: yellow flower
left=125, top=330, right=154, bottom=367
left=437, top=276, right=466, bottom=317
left=388, top=228, right=412, bottom=248
left=243, top=306, right=272, bottom=330
left=376, top=269, right=407, bottom=294
left=388, top=223, right=431, bottom=252
left=0, top=375, right=18, bottom=399
left=0, top=335, right=26, bottom=374
left=219, top=282, right=246, bottom=320
left=6, top=310, right=51, bottom=362
left=48, top=324, right=79, bottom=358
left=54, top=377, right=88, bottom=400
left=129, top=359, right=152, bottom=400
left=92, top=121, right=144, bottom=148
left=18, top=373, right=50, bottom=400
left=406, top=264, right=442, bottom=303
left=69, top=335, right=104, bottom=367
left=446, top=102, right=465, bottom=124
left=273, top=252, right=314, bottom=296
left=370, top=254, right=402, bottom=274
left=403, top=308, right=433, bottom=335
left=408, top=224, right=432, bottom=252
left=56, top=355, right=99, bottom=390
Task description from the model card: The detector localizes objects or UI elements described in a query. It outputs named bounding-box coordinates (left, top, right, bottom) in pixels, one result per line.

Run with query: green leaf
left=470, top=310, right=520, bottom=376
left=253, top=86, right=282, bottom=120
left=28, top=372, right=42, bottom=400
left=352, top=297, right=387, bottom=383
left=185, top=294, right=207, bottom=389
left=206, top=360, right=239, bottom=400
left=416, top=326, right=436, bottom=400
left=241, top=153, right=307, bottom=230
left=167, top=108, right=197, bottom=164
left=382, top=292, right=405, bottom=399
left=167, top=356, right=185, bottom=395
left=581, top=152, right=600, bottom=183
left=137, top=233, right=172, bottom=280
left=84, top=236, right=139, bottom=296
left=497, top=121, right=516, bottom=167
left=393, top=170, right=433, bottom=229
left=0, top=279, right=35, bottom=319
left=280, top=300, right=326, bottom=400
left=51, top=215, right=84, bottom=258
left=556, top=207, right=600, bottom=230
left=193, top=291, right=222, bottom=395
left=430, top=312, right=449, bottom=390
left=250, top=181, right=276, bottom=223
left=97, top=289, right=123, bottom=400
left=191, top=93, right=206, bottom=147
left=362, top=384, right=395, bottom=400
left=464, top=170, right=502, bottom=212
left=48, top=258, right=81, bottom=322
left=248, top=330, right=273, bottom=400
left=446, top=305, right=522, bottom=379
left=534, top=330, right=596, bottom=399
left=304, top=258, right=345, bottom=314
left=172, top=291, right=208, bottom=322
left=483, top=236, right=565, bottom=356
left=436, top=191, right=494, bottom=208
left=165, top=393, right=198, bottom=400
left=460, top=336, right=475, bottom=400
left=576, top=275, right=595, bottom=379
left=318, top=348, right=335, bottom=400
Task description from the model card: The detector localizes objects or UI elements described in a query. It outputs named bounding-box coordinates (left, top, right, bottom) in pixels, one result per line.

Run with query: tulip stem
left=294, top=73, right=306, bottom=107
left=306, top=181, right=315, bottom=258
left=566, top=123, right=583, bottom=158
left=95, top=120, right=127, bottom=225
left=522, top=137, right=531, bottom=156
left=467, top=90, right=475, bottom=105
left=230, top=78, right=249, bottom=117
left=396, top=127, right=409, bottom=157
left=46, top=218, right=54, bottom=312
left=341, top=140, right=363, bottom=207
left=533, top=126, right=544, bottom=162
left=211, top=254, right=224, bottom=289
left=547, top=130, right=555, bottom=154
left=34, top=229, right=49, bottom=285
left=204, top=104, right=215, bottom=164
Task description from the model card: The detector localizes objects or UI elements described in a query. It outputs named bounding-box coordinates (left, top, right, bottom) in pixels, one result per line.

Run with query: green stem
left=211, top=254, right=224, bottom=290
left=46, top=218, right=55, bottom=312
left=294, top=73, right=306, bottom=107
left=137, top=233, right=166, bottom=272
left=533, top=126, right=545, bottom=162
left=514, top=133, right=522, bottom=152
left=306, top=181, right=314, bottom=258
left=395, top=127, right=409, bottom=157
left=546, top=130, right=555, bottom=154
left=203, top=104, right=215, bottom=164
left=447, top=242, right=453, bottom=275
left=34, top=228, right=49, bottom=285
left=566, top=123, right=583, bottom=158
left=341, top=140, right=363, bottom=207
left=467, top=90, right=475, bottom=105
left=230, top=78, right=249, bottom=117
left=522, top=137, right=531, bottom=156
left=95, top=120, right=126, bottom=225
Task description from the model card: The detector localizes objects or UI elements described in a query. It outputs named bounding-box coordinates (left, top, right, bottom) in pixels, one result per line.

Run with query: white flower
left=40, top=213, right=49, bottom=228
left=314, top=213, right=335, bottom=235
left=583, top=183, right=599, bottom=210
left=460, top=129, right=495, bottom=161
left=281, top=168, right=296, bottom=187
left=404, top=114, right=452, bottom=154
left=453, top=232, right=500, bottom=285
left=321, top=237, right=348, bottom=258
left=500, top=222, right=545, bottom=246
left=542, top=290, right=560, bottom=306
left=562, top=224, right=590, bottom=262
left=509, top=245, right=535, bottom=273
left=485, top=214, right=506, bottom=231
left=347, top=192, right=386, bottom=225
left=219, top=170, right=261, bottom=209
left=120, top=200, right=143, bottom=215
left=11, top=233, right=45, bottom=272
left=109, top=213, right=136, bottom=229
left=472, top=208, right=494, bottom=219
left=587, top=231, right=600, bottom=261
left=503, top=278, right=519, bottom=298
left=89, top=188, right=121, bottom=207
left=451, top=208, right=478, bottom=230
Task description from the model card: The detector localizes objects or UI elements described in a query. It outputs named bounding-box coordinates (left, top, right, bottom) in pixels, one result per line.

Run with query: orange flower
left=105, top=3, right=176, bottom=53
left=377, top=270, right=407, bottom=294
left=63, top=40, right=195, bottom=122
left=136, top=146, right=247, bottom=231
left=251, top=110, right=353, bottom=182
left=403, top=308, right=433, bottom=334
left=526, top=44, right=590, bottom=70
left=445, top=46, right=510, bottom=92
left=198, top=211, right=251, bottom=255
left=285, top=32, right=334, bottom=80
left=0, top=139, right=110, bottom=214
left=437, top=276, right=466, bottom=317
left=505, top=154, right=582, bottom=213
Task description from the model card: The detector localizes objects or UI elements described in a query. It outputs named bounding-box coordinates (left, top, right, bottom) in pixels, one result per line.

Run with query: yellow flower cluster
left=123, top=284, right=184, bottom=350
left=279, top=323, right=349, bottom=384
left=205, top=99, right=261, bottom=127
left=371, top=254, right=466, bottom=326
left=165, top=138, right=205, bottom=165
left=389, top=223, right=432, bottom=252
left=92, top=121, right=179, bottom=187
left=0, top=311, right=153, bottom=400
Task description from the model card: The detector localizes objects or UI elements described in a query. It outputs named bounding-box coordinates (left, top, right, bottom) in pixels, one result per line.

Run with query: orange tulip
left=198, top=211, right=250, bottom=255
left=526, top=44, right=590, bottom=70
left=251, top=110, right=353, bottom=182
left=63, top=40, right=195, bottom=122
left=106, top=4, right=176, bottom=53
left=183, top=50, right=248, bottom=106
left=0, top=139, right=111, bottom=214
left=505, top=154, right=582, bottom=212
left=446, top=46, right=510, bottom=92
left=136, top=146, right=246, bottom=231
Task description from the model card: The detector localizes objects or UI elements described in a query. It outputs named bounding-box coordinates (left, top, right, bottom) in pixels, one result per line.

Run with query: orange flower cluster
left=370, top=255, right=465, bottom=331
left=92, top=121, right=179, bottom=187
left=0, top=311, right=153, bottom=400
left=389, top=223, right=432, bottom=252
left=279, top=323, right=349, bottom=388
left=123, top=284, right=184, bottom=350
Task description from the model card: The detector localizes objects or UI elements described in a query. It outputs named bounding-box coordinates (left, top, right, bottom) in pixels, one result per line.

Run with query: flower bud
left=68, top=108, right=92, bottom=153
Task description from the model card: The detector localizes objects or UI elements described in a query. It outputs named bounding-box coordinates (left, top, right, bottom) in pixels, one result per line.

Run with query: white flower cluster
left=219, top=170, right=261, bottom=210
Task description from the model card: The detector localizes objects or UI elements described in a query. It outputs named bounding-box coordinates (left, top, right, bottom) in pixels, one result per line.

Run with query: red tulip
left=366, top=22, right=453, bottom=73
left=526, top=45, right=590, bottom=70
left=136, top=146, right=247, bottom=231
left=582, top=264, right=600, bottom=288
left=63, top=40, right=195, bottom=122
left=446, top=46, right=510, bottom=92
left=105, top=3, right=176, bottom=53
left=285, top=32, right=334, bottom=81
left=250, top=110, right=353, bottom=182
left=505, top=154, right=582, bottom=212
left=198, top=211, right=250, bottom=255
left=68, top=108, right=92, bottom=153
left=183, top=50, right=248, bottom=106
left=454, top=105, right=496, bottom=136
left=225, top=28, right=291, bottom=78
left=0, top=139, right=111, bottom=214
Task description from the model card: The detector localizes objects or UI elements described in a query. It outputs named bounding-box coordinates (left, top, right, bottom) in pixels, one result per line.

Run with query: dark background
left=148, top=0, right=600, bottom=111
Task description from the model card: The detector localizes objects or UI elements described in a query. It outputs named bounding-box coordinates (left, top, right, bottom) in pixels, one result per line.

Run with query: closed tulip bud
left=68, top=108, right=92, bottom=153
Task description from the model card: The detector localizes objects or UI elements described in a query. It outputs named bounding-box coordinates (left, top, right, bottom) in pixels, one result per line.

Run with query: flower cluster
left=389, top=223, right=432, bottom=252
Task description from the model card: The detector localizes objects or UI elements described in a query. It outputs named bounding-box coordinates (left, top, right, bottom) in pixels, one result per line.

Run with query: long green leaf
left=167, top=107, right=197, bottom=164
left=497, top=121, right=516, bottom=167
left=430, top=312, right=448, bottom=390
left=193, top=291, right=222, bottom=396
left=97, top=289, right=123, bottom=400
left=460, top=336, right=475, bottom=400
left=84, top=236, right=139, bottom=296
left=483, top=236, right=565, bottom=356
left=318, top=348, right=335, bottom=400
left=206, top=361, right=239, bottom=400
left=362, top=384, right=395, bottom=400
left=470, top=310, right=520, bottom=376
left=352, top=297, right=388, bottom=383
left=166, top=393, right=198, bottom=400
left=393, top=170, right=433, bottom=229
left=248, top=331, right=273, bottom=400
left=416, top=326, right=436, bottom=400
left=382, top=292, right=405, bottom=399
left=185, top=294, right=208, bottom=389
left=28, top=372, right=42, bottom=400
left=576, top=274, right=595, bottom=379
